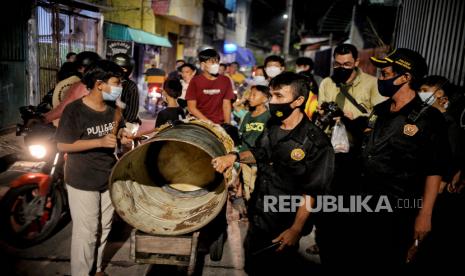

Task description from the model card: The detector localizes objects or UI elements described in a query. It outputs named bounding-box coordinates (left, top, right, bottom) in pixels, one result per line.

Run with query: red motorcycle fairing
left=10, top=172, right=52, bottom=197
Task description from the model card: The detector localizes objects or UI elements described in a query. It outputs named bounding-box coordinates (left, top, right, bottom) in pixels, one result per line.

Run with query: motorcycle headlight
left=28, top=145, right=47, bottom=159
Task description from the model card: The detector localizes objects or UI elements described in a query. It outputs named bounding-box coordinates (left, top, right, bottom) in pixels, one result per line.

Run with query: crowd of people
left=38, top=43, right=464, bottom=275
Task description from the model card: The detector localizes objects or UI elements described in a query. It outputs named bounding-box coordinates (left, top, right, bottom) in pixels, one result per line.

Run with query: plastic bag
left=331, top=121, right=350, bottom=153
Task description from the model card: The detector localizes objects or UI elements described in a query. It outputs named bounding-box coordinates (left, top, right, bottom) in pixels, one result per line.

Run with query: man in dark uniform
left=212, top=72, right=335, bottom=275
left=358, top=48, right=450, bottom=269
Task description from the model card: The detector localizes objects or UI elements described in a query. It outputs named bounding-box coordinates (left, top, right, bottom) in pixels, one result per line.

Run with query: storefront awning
left=127, top=28, right=172, bottom=48
left=104, top=22, right=132, bottom=41
left=104, top=22, right=171, bottom=48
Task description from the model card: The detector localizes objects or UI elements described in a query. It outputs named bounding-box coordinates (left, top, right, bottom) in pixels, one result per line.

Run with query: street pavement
left=0, top=197, right=320, bottom=276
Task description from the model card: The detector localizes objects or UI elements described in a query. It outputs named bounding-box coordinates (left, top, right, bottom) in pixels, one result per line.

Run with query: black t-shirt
left=155, top=107, right=185, bottom=127
left=362, top=96, right=451, bottom=199
left=55, top=98, right=120, bottom=191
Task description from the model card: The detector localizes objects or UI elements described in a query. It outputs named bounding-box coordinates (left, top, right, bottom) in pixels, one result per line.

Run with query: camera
left=314, top=101, right=344, bottom=130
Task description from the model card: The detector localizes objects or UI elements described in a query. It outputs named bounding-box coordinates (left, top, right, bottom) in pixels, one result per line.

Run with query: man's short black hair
left=333, top=43, right=358, bottom=60
left=264, top=55, right=285, bottom=67
left=231, top=61, right=240, bottom=66
left=251, top=85, right=271, bottom=98
left=163, top=78, right=183, bottom=99
left=296, top=57, right=314, bottom=70
left=219, top=63, right=227, bottom=68
left=198, top=49, right=220, bottom=63
left=255, top=65, right=268, bottom=79
left=82, top=60, right=123, bottom=90
left=269, top=72, right=310, bottom=109
left=57, top=61, right=79, bottom=81
left=422, top=75, right=452, bottom=97
left=179, top=63, right=197, bottom=72
left=66, top=52, right=76, bottom=59
left=176, top=59, right=185, bottom=64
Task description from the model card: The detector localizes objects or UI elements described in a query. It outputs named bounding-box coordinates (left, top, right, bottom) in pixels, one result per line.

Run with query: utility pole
left=283, top=0, right=293, bottom=62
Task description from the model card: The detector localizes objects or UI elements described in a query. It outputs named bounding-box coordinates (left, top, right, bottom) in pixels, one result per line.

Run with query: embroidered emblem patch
left=276, top=111, right=283, bottom=117
left=403, top=124, right=419, bottom=136
left=290, top=148, right=305, bottom=161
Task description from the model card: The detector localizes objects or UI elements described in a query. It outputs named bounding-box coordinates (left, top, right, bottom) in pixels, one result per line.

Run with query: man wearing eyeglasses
left=315, top=44, right=386, bottom=265
left=319, top=43, right=386, bottom=120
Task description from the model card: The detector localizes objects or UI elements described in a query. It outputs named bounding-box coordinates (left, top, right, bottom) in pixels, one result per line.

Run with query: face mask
left=265, top=66, right=282, bottom=78
left=377, top=74, right=405, bottom=98
left=208, top=63, right=220, bottom=75
left=444, top=101, right=449, bottom=109
left=419, top=91, right=436, bottom=106
left=296, top=67, right=305, bottom=73
left=331, top=67, right=353, bottom=84
left=269, top=100, right=296, bottom=122
left=252, top=75, right=268, bottom=86
left=103, top=85, right=123, bottom=101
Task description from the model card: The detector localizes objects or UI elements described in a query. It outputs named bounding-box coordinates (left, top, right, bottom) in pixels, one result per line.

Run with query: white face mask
left=419, top=91, right=436, bottom=106
left=103, top=85, right=123, bottom=101
left=265, top=66, right=282, bottom=78
left=295, top=67, right=305, bottom=73
left=252, top=75, right=268, bottom=86
left=208, top=63, right=220, bottom=75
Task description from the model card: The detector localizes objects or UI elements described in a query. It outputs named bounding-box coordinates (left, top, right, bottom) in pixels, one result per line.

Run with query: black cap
left=370, top=48, right=428, bottom=79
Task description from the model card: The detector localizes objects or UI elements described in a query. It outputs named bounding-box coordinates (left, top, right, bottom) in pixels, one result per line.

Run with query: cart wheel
left=209, top=231, right=226, bottom=261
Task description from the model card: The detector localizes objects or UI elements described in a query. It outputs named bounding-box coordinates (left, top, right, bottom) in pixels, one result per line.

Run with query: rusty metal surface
left=109, top=120, right=234, bottom=235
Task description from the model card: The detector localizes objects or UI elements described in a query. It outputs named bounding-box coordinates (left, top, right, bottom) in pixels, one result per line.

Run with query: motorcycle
left=0, top=105, right=67, bottom=248
left=144, top=84, right=166, bottom=117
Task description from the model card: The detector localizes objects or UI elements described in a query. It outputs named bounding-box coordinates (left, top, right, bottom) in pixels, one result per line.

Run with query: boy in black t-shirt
left=155, top=78, right=186, bottom=127
left=55, top=60, right=130, bottom=276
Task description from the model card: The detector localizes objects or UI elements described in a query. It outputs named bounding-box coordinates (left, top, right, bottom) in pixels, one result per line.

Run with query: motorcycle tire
left=0, top=184, right=64, bottom=248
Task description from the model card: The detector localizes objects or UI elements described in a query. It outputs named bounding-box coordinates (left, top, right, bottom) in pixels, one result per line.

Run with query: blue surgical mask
left=103, top=86, right=123, bottom=101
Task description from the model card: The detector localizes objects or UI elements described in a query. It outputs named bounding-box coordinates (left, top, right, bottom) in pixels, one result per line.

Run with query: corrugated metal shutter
left=37, top=2, right=100, bottom=98
left=0, top=1, right=30, bottom=128
left=394, top=0, right=465, bottom=86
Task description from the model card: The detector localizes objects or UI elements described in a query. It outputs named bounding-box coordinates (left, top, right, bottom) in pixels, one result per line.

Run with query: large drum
left=109, top=120, right=234, bottom=235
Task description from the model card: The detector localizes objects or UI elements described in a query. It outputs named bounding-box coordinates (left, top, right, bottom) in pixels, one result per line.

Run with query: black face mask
left=331, top=67, right=354, bottom=85
left=377, top=74, right=405, bottom=98
left=269, top=100, right=296, bottom=122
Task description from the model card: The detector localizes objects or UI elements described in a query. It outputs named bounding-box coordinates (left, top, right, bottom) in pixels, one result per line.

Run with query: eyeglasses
left=333, top=61, right=354, bottom=69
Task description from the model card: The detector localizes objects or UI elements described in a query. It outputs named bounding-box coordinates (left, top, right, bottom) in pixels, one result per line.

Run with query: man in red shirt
left=186, top=49, right=235, bottom=124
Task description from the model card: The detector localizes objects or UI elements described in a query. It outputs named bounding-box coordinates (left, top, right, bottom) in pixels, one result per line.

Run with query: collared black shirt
left=249, top=115, right=335, bottom=235
left=362, top=96, right=450, bottom=199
